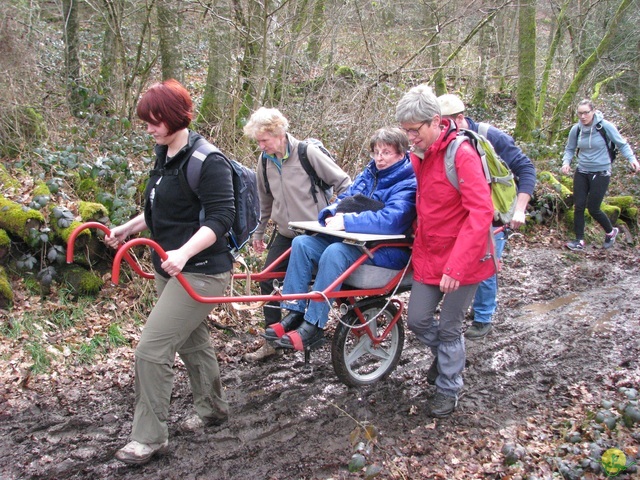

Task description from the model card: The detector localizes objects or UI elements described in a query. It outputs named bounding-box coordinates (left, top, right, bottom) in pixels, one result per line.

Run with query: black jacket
left=144, top=131, right=235, bottom=277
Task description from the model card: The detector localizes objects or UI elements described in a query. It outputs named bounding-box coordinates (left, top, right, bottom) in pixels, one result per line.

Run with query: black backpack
left=262, top=138, right=336, bottom=204
left=173, top=139, right=260, bottom=256
left=574, top=121, right=618, bottom=162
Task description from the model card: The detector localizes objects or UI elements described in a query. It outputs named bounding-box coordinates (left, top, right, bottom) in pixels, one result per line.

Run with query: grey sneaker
left=429, top=392, right=458, bottom=418
left=566, top=239, right=584, bottom=251
left=426, top=357, right=438, bottom=385
left=603, top=227, right=619, bottom=249
left=115, top=439, right=169, bottom=465
left=243, top=341, right=278, bottom=361
left=465, top=321, right=492, bottom=340
left=180, top=413, right=228, bottom=433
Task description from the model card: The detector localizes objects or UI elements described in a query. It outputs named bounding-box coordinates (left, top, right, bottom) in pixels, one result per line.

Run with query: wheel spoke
left=344, top=335, right=372, bottom=364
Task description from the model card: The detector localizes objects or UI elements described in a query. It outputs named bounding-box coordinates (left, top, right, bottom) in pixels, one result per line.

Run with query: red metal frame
left=67, top=223, right=412, bottom=331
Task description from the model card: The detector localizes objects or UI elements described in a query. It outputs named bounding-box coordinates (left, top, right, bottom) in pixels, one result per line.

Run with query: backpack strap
left=477, top=122, right=490, bottom=138
left=595, top=122, right=616, bottom=162
left=298, top=141, right=332, bottom=204
left=261, top=154, right=272, bottom=196
left=149, top=138, right=223, bottom=205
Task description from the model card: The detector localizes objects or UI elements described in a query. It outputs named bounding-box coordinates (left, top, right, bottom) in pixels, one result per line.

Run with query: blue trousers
left=281, top=234, right=366, bottom=328
left=472, top=228, right=506, bottom=325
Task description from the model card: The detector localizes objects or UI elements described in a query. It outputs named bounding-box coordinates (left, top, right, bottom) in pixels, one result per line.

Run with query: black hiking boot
left=465, top=321, right=492, bottom=340
left=429, top=392, right=458, bottom=418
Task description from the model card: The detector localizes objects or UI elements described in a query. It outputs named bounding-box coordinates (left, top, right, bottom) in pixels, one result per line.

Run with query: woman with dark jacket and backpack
left=561, top=99, right=639, bottom=251
left=263, top=127, right=416, bottom=350
left=105, top=79, right=235, bottom=465
left=395, top=84, right=495, bottom=418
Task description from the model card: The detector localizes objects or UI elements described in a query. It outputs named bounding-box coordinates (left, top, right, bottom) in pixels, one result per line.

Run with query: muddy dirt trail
left=1, top=236, right=639, bottom=479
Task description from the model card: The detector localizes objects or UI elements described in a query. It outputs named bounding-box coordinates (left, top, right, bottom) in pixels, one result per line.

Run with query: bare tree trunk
left=426, top=0, right=446, bottom=96
left=232, top=0, right=264, bottom=127
left=515, top=0, right=536, bottom=141
left=306, top=0, right=325, bottom=62
left=472, top=21, right=490, bottom=109
left=536, top=0, right=569, bottom=128
left=157, top=0, right=182, bottom=82
left=62, top=0, right=82, bottom=116
left=98, top=0, right=125, bottom=113
left=200, top=4, right=233, bottom=130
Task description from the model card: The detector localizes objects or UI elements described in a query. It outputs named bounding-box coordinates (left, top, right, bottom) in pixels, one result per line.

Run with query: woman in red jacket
left=396, top=84, right=495, bottom=418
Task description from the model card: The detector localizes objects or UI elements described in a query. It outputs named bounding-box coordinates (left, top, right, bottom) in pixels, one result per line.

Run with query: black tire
left=331, top=299, right=404, bottom=387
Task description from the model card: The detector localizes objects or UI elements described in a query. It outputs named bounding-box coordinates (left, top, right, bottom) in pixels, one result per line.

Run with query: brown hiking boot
left=243, top=341, right=279, bottom=361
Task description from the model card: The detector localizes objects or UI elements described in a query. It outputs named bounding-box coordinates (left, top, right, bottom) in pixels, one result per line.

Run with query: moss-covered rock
left=0, top=197, right=45, bottom=242
left=0, top=229, right=10, bottom=260
left=0, top=163, right=21, bottom=191
left=537, top=171, right=572, bottom=197
left=79, top=201, right=109, bottom=222
left=606, top=195, right=635, bottom=211
left=0, top=266, right=13, bottom=308
left=61, top=264, right=104, bottom=295
left=77, top=178, right=99, bottom=199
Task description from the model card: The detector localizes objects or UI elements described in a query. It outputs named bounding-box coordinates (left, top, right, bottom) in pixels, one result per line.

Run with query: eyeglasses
left=400, top=121, right=428, bottom=137
left=577, top=110, right=593, bottom=116
left=372, top=149, right=397, bottom=158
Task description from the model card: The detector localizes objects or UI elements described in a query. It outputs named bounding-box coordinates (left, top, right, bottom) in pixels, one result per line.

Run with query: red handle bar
left=66, top=222, right=154, bottom=279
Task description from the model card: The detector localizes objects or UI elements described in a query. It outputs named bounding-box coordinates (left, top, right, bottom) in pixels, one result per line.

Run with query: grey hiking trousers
left=131, top=271, right=230, bottom=444
left=407, top=280, right=478, bottom=398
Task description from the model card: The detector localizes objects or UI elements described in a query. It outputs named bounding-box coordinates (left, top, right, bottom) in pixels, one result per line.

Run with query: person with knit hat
left=437, top=93, right=537, bottom=340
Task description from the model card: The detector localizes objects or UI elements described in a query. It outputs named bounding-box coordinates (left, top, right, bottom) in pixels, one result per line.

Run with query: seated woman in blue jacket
left=263, top=127, right=417, bottom=350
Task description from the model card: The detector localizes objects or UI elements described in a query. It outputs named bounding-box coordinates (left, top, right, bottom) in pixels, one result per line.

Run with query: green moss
left=0, top=197, right=45, bottom=241
left=606, top=195, right=635, bottom=211
left=78, top=201, right=109, bottom=221
left=55, top=220, right=87, bottom=243
left=537, top=170, right=572, bottom=197
left=601, top=204, right=621, bottom=224
left=63, top=265, right=104, bottom=295
left=0, top=266, right=13, bottom=307
left=77, top=178, right=99, bottom=198
left=335, top=65, right=356, bottom=80
left=627, top=207, right=638, bottom=219
left=0, top=229, right=10, bottom=248
left=33, top=181, right=51, bottom=198
left=0, top=163, right=21, bottom=191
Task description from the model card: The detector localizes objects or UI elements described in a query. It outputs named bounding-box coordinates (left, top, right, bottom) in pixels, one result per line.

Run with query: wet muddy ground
left=1, top=234, right=639, bottom=479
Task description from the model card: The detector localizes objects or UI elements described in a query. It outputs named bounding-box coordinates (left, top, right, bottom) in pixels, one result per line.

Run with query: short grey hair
left=369, top=127, right=409, bottom=154
left=243, top=107, right=289, bottom=139
left=395, top=84, right=441, bottom=125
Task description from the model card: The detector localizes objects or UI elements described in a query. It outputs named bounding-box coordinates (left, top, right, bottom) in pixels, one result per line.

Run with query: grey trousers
left=407, top=280, right=478, bottom=398
left=131, top=271, right=230, bottom=444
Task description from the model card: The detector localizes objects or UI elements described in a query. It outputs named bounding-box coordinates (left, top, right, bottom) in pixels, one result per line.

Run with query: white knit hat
left=437, top=94, right=466, bottom=116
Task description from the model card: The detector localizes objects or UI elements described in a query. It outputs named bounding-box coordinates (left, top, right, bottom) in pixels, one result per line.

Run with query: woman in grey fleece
left=561, top=99, right=639, bottom=251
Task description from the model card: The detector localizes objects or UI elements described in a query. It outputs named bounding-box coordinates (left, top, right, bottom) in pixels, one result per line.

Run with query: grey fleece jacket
left=253, top=133, right=351, bottom=240
left=562, top=110, right=637, bottom=172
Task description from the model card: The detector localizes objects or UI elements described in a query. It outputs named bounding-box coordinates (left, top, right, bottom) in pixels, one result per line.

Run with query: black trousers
left=260, top=232, right=293, bottom=326
left=572, top=170, right=612, bottom=239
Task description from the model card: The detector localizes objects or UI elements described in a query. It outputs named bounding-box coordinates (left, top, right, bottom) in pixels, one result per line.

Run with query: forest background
left=2, top=0, right=640, bottom=402
left=0, top=0, right=640, bottom=477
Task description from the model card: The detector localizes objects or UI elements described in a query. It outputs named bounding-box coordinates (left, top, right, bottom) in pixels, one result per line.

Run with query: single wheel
left=331, top=299, right=404, bottom=387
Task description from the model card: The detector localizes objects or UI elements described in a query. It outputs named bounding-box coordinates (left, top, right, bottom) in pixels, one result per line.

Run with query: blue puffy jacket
left=318, top=154, right=417, bottom=269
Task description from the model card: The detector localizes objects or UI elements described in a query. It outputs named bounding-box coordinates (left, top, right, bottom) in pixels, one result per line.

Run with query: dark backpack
left=574, top=121, right=618, bottom=162
left=175, top=139, right=260, bottom=256
left=262, top=138, right=336, bottom=204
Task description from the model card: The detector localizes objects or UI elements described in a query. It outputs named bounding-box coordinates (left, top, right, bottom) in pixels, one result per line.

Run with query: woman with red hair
left=105, top=79, right=235, bottom=465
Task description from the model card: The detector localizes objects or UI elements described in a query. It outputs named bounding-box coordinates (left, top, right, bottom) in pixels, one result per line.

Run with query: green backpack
left=444, top=123, right=518, bottom=226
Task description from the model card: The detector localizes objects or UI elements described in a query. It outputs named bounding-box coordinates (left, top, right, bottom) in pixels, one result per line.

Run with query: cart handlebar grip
left=66, top=222, right=154, bottom=279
